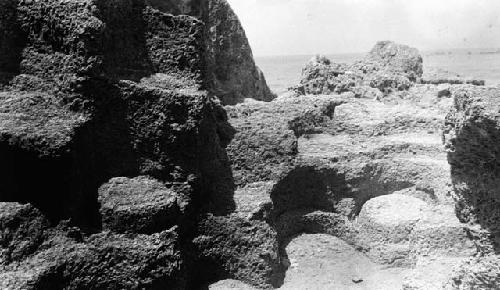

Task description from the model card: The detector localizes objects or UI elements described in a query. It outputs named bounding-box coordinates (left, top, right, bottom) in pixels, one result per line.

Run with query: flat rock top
left=358, top=194, right=429, bottom=226
left=0, top=92, right=88, bottom=156
left=98, top=176, right=177, bottom=212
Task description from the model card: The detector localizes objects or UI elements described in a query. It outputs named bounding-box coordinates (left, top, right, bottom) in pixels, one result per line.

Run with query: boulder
left=366, top=40, right=423, bottom=82
left=98, top=177, right=180, bottom=234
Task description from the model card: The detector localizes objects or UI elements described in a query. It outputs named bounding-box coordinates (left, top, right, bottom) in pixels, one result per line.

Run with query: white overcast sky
left=226, top=0, right=500, bottom=56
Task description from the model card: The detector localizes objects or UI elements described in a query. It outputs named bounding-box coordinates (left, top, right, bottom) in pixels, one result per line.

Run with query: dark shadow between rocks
left=447, top=118, right=500, bottom=254
left=0, top=0, right=27, bottom=87
left=268, top=165, right=353, bottom=286
left=270, top=165, right=351, bottom=220
left=0, top=125, right=101, bottom=231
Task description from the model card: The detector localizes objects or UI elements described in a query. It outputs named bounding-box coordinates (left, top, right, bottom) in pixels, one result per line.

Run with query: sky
left=226, top=0, right=500, bottom=56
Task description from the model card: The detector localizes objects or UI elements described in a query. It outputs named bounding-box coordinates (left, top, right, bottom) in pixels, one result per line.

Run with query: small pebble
left=352, top=277, right=363, bottom=284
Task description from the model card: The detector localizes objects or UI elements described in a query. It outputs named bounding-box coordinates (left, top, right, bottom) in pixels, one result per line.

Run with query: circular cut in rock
left=358, top=194, right=428, bottom=229
left=356, top=194, right=429, bottom=265
left=98, top=176, right=179, bottom=234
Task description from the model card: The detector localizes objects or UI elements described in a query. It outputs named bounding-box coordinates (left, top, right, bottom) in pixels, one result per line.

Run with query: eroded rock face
left=295, top=41, right=423, bottom=97
left=0, top=0, right=280, bottom=288
left=194, top=215, right=282, bottom=289
left=443, top=86, right=500, bottom=245
left=443, top=86, right=500, bottom=287
left=145, top=0, right=276, bottom=104
left=226, top=95, right=342, bottom=186
left=207, top=0, right=276, bottom=105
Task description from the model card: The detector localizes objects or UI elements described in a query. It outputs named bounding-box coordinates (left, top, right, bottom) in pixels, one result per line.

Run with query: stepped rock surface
left=0, top=0, right=278, bottom=289
left=212, top=41, right=492, bottom=289
left=1, top=0, right=497, bottom=289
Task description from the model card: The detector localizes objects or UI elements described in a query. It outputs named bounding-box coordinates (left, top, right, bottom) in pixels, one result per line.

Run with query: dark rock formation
left=194, top=215, right=282, bottom=289
left=0, top=0, right=279, bottom=288
left=98, top=177, right=180, bottom=234
left=206, top=0, right=275, bottom=105
left=145, top=0, right=276, bottom=104
left=1, top=226, right=185, bottom=290
left=294, top=41, right=423, bottom=97
left=443, top=86, right=500, bottom=246
left=443, top=86, right=500, bottom=287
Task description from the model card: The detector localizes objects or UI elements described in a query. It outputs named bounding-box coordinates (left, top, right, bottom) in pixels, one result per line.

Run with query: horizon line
left=253, top=46, right=500, bottom=58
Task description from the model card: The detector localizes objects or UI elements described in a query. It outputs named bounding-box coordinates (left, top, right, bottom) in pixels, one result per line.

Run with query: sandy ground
left=280, top=234, right=410, bottom=290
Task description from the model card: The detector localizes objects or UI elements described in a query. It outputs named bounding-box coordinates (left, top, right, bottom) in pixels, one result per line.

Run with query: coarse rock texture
left=355, top=194, right=430, bottom=266
left=0, top=203, right=50, bottom=265
left=0, top=0, right=282, bottom=289
left=226, top=95, right=342, bottom=187
left=144, top=0, right=276, bottom=104
left=193, top=214, right=283, bottom=289
left=0, top=227, right=185, bottom=290
left=447, top=254, right=500, bottom=289
left=442, top=86, right=500, bottom=288
left=443, top=86, right=500, bottom=242
left=98, top=176, right=180, bottom=234
left=213, top=42, right=487, bottom=289
left=294, top=41, right=423, bottom=97
left=0, top=0, right=493, bottom=287
left=0, top=0, right=273, bottom=104
left=206, top=0, right=275, bottom=104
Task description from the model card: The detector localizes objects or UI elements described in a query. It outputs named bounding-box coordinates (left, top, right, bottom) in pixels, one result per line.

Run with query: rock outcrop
left=443, top=86, right=500, bottom=288
left=1, top=0, right=495, bottom=287
left=206, top=0, right=276, bottom=105
left=144, top=0, right=276, bottom=104
left=0, top=0, right=278, bottom=288
left=294, top=41, right=423, bottom=98
left=214, top=41, right=486, bottom=289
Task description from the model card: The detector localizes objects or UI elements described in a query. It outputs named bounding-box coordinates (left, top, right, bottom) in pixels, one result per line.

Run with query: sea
left=255, top=48, right=500, bottom=95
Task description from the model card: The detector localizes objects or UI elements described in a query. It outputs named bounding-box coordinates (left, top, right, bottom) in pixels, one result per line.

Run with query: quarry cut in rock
left=217, top=40, right=488, bottom=289
left=0, top=0, right=496, bottom=288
